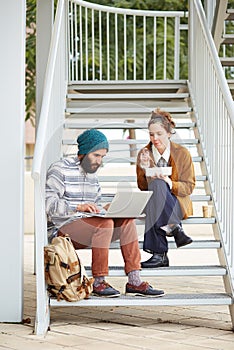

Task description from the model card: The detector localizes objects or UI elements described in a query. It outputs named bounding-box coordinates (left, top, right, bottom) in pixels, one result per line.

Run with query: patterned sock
left=93, top=276, right=105, bottom=287
left=128, top=270, right=142, bottom=286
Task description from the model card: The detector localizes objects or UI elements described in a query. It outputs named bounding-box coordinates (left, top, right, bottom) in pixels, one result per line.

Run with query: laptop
left=81, top=190, right=153, bottom=218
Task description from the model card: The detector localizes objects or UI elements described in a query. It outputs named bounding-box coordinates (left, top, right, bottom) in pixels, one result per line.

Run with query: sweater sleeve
left=171, top=148, right=196, bottom=197
left=45, top=162, right=74, bottom=218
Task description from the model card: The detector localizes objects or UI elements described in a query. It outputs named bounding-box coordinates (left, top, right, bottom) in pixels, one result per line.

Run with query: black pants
left=143, top=178, right=183, bottom=254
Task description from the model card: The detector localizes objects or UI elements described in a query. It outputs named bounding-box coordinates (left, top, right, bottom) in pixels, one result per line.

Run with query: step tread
left=98, top=175, right=207, bottom=182
left=66, top=106, right=192, bottom=114
left=222, top=34, right=234, bottom=44
left=102, top=156, right=202, bottom=163
left=67, top=93, right=189, bottom=99
left=68, top=79, right=187, bottom=89
left=63, top=138, right=199, bottom=145
left=49, top=293, right=233, bottom=307
left=109, top=240, right=221, bottom=250
left=64, top=121, right=195, bottom=129
left=85, top=265, right=227, bottom=277
left=134, top=217, right=216, bottom=224
left=62, top=154, right=203, bottom=163
left=101, top=194, right=211, bottom=201
left=220, top=57, right=234, bottom=66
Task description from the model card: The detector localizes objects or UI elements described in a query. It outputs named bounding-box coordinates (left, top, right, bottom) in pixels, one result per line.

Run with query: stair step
left=222, top=34, right=234, bottom=45
left=66, top=106, right=192, bottom=117
left=100, top=156, right=202, bottom=163
left=84, top=265, right=227, bottom=277
left=98, top=175, right=207, bottom=182
left=67, top=92, right=189, bottom=100
left=50, top=293, right=233, bottom=307
left=68, top=80, right=188, bottom=93
left=135, top=217, right=215, bottom=225
left=227, top=79, right=234, bottom=87
left=101, top=194, right=211, bottom=202
left=63, top=138, right=199, bottom=146
left=226, top=9, right=234, bottom=20
left=109, top=240, right=221, bottom=250
left=220, top=57, right=234, bottom=66
left=62, top=153, right=203, bottom=162
left=64, top=121, right=195, bottom=129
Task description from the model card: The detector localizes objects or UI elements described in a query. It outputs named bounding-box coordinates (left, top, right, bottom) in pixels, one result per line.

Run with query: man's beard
left=80, top=156, right=100, bottom=174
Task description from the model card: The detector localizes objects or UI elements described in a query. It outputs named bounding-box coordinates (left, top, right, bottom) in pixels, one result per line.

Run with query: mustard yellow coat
left=136, top=141, right=196, bottom=219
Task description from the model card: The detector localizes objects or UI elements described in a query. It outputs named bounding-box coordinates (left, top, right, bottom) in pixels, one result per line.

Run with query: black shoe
left=125, top=282, right=165, bottom=297
left=141, top=253, right=169, bottom=268
left=171, top=224, right=193, bottom=248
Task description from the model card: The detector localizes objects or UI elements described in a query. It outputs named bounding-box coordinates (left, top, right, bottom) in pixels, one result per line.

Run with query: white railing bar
left=70, top=1, right=74, bottom=80
left=106, top=12, right=110, bottom=80
left=99, top=10, right=102, bottom=80
left=115, top=13, right=118, bottom=80
left=174, top=16, right=180, bottom=80
left=143, top=16, right=146, bottom=80
left=92, top=9, right=95, bottom=80
left=133, top=15, right=136, bottom=80
left=85, top=6, right=88, bottom=80
left=164, top=17, right=167, bottom=79
left=71, top=0, right=186, bottom=18
left=124, top=14, right=127, bottom=80
left=153, top=16, right=157, bottom=80
left=67, top=0, right=71, bottom=81
left=74, top=4, right=78, bottom=80
left=79, top=5, right=83, bottom=80
left=32, top=0, right=65, bottom=178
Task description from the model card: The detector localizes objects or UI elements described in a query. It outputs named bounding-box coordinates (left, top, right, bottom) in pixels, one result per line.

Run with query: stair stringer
left=187, top=82, right=234, bottom=328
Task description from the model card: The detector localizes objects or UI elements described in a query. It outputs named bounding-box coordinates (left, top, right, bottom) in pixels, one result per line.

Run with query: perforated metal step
left=50, top=293, right=233, bottom=307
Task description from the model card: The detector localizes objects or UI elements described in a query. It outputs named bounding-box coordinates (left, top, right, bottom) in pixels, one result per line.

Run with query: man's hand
left=76, top=203, right=100, bottom=213
left=103, top=203, right=111, bottom=211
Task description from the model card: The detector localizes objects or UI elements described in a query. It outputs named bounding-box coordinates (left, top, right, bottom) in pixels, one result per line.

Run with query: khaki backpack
left=44, top=235, right=94, bottom=302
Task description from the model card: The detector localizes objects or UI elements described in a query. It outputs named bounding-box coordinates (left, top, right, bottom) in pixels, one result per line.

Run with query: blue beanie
left=77, top=129, right=109, bottom=155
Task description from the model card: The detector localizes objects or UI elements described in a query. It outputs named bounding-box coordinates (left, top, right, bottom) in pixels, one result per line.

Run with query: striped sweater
left=45, top=156, right=102, bottom=227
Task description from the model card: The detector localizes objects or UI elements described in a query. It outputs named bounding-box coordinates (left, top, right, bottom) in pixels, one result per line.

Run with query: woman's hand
left=76, top=203, right=100, bottom=213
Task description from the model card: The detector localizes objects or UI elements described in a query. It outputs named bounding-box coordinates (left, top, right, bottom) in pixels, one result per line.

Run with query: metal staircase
left=54, top=79, right=234, bottom=312
left=32, top=0, right=234, bottom=335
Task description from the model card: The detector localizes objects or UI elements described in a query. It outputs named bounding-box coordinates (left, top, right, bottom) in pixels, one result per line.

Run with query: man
left=45, top=129, right=164, bottom=298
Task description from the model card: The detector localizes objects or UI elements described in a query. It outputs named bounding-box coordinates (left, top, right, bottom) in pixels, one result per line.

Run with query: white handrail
left=32, top=0, right=66, bottom=179
left=71, top=0, right=186, bottom=17
left=189, top=0, right=234, bottom=287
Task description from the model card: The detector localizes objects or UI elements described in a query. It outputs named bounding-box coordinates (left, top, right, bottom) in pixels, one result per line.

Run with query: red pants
left=59, top=217, right=141, bottom=277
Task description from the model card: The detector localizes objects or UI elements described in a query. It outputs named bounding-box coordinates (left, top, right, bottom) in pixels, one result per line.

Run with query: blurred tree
left=26, top=0, right=36, bottom=122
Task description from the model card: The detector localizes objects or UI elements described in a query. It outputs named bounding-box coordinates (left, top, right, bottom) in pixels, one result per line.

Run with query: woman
left=137, top=108, right=196, bottom=268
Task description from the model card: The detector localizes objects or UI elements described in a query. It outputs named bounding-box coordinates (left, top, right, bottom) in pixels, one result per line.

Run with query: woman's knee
left=149, top=178, right=168, bottom=191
